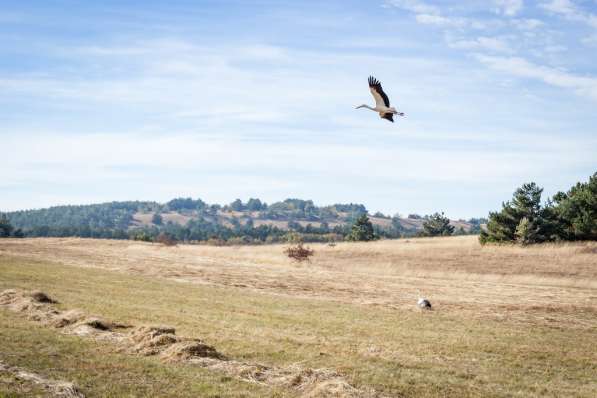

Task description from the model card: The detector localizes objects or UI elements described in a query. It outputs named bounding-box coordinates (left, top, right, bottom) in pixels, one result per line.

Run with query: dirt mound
left=0, top=289, right=18, bottom=304
left=67, top=317, right=129, bottom=341
left=127, top=324, right=371, bottom=396
left=1, top=289, right=376, bottom=397
left=0, top=359, right=85, bottom=398
left=130, top=325, right=179, bottom=355
left=160, top=340, right=225, bottom=362
left=0, top=289, right=56, bottom=305
left=256, top=366, right=366, bottom=397
left=0, top=289, right=127, bottom=342
left=78, top=317, right=112, bottom=331
left=29, top=290, right=56, bottom=303
left=130, top=325, right=225, bottom=360
left=184, top=360, right=371, bottom=397
left=50, top=309, right=86, bottom=328
left=131, top=325, right=176, bottom=339
left=0, top=289, right=60, bottom=322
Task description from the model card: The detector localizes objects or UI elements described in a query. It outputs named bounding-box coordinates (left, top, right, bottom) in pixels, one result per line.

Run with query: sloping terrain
left=4, top=198, right=478, bottom=239
left=1, top=236, right=596, bottom=397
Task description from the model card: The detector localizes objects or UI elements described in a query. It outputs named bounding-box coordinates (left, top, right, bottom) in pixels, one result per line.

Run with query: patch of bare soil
left=0, top=359, right=84, bottom=398
left=0, top=289, right=377, bottom=397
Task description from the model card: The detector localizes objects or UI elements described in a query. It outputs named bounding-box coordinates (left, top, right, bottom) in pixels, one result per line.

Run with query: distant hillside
left=3, top=198, right=484, bottom=243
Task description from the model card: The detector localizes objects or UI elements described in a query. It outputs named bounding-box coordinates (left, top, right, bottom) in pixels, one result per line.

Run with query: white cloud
left=495, top=0, right=524, bottom=16
left=387, top=0, right=516, bottom=56
left=541, top=0, right=597, bottom=28
left=476, top=54, right=597, bottom=100
left=447, top=36, right=513, bottom=53
left=542, top=0, right=577, bottom=15
left=512, top=18, right=544, bottom=30
left=415, top=13, right=466, bottom=27
left=385, top=0, right=440, bottom=15
left=385, top=0, right=597, bottom=101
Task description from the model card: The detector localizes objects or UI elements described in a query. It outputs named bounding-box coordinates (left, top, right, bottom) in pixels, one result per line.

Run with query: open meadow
left=1, top=236, right=596, bottom=397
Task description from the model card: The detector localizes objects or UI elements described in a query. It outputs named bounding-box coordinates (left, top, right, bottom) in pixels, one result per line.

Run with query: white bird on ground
left=417, top=298, right=432, bottom=310
left=356, top=76, right=405, bottom=122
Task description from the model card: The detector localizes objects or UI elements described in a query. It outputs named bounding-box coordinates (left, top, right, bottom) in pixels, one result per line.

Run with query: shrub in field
left=285, top=243, right=314, bottom=262
left=284, top=233, right=314, bottom=262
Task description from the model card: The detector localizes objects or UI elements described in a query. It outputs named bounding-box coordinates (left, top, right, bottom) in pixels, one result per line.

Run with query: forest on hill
left=1, top=198, right=483, bottom=244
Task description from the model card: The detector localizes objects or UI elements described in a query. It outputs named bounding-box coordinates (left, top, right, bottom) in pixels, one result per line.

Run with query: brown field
left=132, top=211, right=196, bottom=227
left=1, top=236, right=596, bottom=397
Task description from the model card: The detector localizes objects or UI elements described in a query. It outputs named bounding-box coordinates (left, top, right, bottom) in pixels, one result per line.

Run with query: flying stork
left=356, top=76, right=405, bottom=122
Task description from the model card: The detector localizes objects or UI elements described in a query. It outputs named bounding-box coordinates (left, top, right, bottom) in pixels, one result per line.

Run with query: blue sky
left=1, top=0, right=596, bottom=218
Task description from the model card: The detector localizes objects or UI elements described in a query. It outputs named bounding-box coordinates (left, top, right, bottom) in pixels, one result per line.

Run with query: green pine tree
left=480, top=182, right=554, bottom=244
left=422, top=212, right=454, bottom=237
left=551, top=172, right=597, bottom=241
left=0, top=213, right=14, bottom=237
left=347, top=214, right=376, bottom=241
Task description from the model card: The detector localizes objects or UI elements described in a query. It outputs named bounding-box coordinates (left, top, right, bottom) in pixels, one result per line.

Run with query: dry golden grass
left=1, top=236, right=596, bottom=397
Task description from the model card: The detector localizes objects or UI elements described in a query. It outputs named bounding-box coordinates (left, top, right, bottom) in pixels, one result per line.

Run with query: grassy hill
left=1, top=236, right=595, bottom=397
left=3, top=198, right=483, bottom=242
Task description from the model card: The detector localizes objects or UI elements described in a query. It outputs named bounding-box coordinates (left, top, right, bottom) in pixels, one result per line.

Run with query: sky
left=1, top=0, right=596, bottom=218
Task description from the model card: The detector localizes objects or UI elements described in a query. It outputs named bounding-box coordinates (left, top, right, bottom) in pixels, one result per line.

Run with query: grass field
left=1, top=236, right=596, bottom=397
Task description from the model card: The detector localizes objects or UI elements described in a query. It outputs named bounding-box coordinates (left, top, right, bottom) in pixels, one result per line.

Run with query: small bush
left=285, top=242, right=314, bottom=262
left=284, top=234, right=314, bottom=262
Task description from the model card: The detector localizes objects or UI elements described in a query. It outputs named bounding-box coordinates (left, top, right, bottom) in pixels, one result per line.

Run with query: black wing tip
left=368, top=75, right=380, bottom=87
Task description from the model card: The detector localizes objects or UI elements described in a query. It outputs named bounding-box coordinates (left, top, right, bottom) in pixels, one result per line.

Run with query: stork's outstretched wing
left=368, top=76, right=390, bottom=108
left=381, top=113, right=394, bottom=122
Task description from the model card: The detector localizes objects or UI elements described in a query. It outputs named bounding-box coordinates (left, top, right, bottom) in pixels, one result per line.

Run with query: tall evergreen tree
left=480, top=182, right=559, bottom=244
left=422, top=212, right=454, bottom=236
left=0, top=213, right=14, bottom=237
left=551, top=172, right=597, bottom=241
left=347, top=214, right=376, bottom=241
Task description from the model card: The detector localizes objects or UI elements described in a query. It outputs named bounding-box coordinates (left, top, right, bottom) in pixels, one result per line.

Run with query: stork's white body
left=418, top=298, right=432, bottom=310
left=356, top=76, right=404, bottom=122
